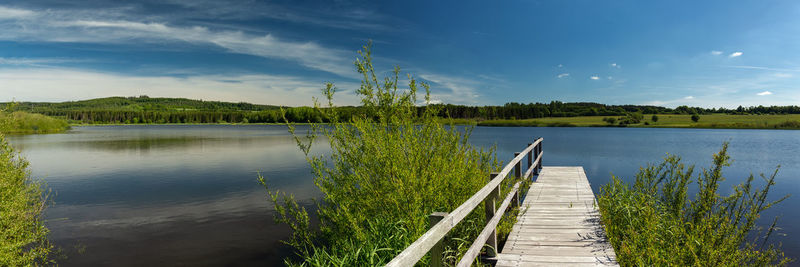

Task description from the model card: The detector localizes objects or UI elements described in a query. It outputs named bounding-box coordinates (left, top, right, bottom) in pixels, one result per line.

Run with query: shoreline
left=61, top=121, right=800, bottom=131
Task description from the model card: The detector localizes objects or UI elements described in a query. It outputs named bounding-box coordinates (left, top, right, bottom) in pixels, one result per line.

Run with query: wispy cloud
left=418, top=73, right=483, bottom=105
left=590, top=76, right=600, bottom=80
left=684, top=96, right=695, bottom=100
left=724, top=65, right=800, bottom=72
left=163, top=0, right=396, bottom=31
left=757, top=91, right=773, bottom=96
left=0, top=67, right=359, bottom=106
left=0, top=57, right=88, bottom=66
left=729, top=51, right=743, bottom=58
left=610, top=63, right=620, bottom=68
left=0, top=6, right=34, bottom=18
left=0, top=5, right=355, bottom=77
left=557, top=73, right=569, bottom=78
left=710, top=50, right=723, bottom=55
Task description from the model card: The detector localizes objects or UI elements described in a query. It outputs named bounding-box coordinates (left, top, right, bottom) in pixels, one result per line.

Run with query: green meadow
left=0, top=111, right=70, bottom=134
left=472, top=114, right=800, bottom=129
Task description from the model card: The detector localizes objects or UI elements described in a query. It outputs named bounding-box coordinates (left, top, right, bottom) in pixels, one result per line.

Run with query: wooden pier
left=386, top=138, right=618, bottom=267
left=497, top=167, right=617, bottom=266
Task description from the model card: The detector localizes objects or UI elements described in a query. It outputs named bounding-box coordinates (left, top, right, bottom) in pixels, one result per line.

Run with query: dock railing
left=386, top=137, right=544, bottom=267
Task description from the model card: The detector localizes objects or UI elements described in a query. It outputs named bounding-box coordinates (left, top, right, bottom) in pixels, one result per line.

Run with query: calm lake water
left=6, top=125, right=800, bottom=265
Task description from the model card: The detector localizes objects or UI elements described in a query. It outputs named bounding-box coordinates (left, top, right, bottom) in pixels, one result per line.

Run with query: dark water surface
left=6, top=125, right=800, bottom=265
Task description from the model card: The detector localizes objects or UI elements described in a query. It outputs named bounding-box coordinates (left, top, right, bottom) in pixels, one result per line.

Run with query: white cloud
left=711, top=50, right=723, bottom=55
left=0, top=67, right=360, bottom=106
left=557, top=64, right=563, bottom=68
left=0, top=57, right=85, bottom=66
left=0, top=6, right=34, bottom=19
left=610, top=63, right=620, bottom=68
left=725, top=65, right=800, bottom=73
left=557, top=73, right=569, bottom=78
left=757, top=91, right=773, bottom=96
left=590, top=76, right=600, bottom=80
left=684, top=96, right=695, bottom=100
left=607, top=76, right=613, bottom=80
left=774, top=73, right=793, bottom=78
left=729, top=51, right=743, bottom=58
left=0, top=6, right=354, bottom=77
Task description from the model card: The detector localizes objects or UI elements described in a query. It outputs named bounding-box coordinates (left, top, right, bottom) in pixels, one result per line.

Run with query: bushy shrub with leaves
left=262, top=44, right=517, bottom=266
left=0, top=109, right=69, bottom=134
left=0, top=135, right=54, bottom=265
left=598, top=143, right=791, bottom=266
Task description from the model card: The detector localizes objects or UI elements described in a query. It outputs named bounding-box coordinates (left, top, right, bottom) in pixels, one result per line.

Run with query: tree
left=651, top=114, right=659, bottom=122
left=603, top=117, right=617, bottom=125
left=691, top=114, right=700, bottom=122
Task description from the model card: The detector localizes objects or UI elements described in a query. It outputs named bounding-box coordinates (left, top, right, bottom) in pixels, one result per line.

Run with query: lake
left=6, top=125, right=799, bottom=266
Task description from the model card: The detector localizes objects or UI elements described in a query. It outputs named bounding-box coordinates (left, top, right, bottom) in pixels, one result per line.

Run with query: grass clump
left=261, top=43, right=523, bottom=266
left=597, top=143, right=792, bottom=266
left=0, top=134, right=54, bottom=265
left=0, top=104, right=69, bottom=134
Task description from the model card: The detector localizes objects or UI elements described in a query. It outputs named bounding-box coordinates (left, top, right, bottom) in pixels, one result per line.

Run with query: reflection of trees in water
left=63, top=136, right=292, bottom=152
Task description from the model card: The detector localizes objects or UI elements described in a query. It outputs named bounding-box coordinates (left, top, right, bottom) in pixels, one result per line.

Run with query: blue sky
left=1, top=0, right=799, bottom=107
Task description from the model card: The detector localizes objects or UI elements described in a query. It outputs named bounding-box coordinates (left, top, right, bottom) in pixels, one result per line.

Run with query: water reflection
left=8, top=125, right=323, bottom=266
left=5, top=125, right=799, bottom=265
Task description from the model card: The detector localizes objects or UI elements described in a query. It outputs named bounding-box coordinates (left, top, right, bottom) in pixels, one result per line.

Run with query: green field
left=0, top=112, right=70, bottom=134
left=471, top=114, right=800, bottom=129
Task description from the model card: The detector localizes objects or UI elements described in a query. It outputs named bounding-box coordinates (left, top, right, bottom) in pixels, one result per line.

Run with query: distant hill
left=8, top=96, right=280, bottom=113
left=3, top=96, right=799, bottom=125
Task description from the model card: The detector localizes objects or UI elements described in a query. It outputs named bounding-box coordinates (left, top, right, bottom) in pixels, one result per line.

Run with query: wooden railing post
left=513, top=152, right=521, bottom=207
left=538, top=140, right=543, bottom=171
left=526, top=143, right=533, bottom=176
left=533, top=140, right=540, bottom=175
left=429, top=212, right=448, bottom=267
left=485, top=173, right=499, bottom=257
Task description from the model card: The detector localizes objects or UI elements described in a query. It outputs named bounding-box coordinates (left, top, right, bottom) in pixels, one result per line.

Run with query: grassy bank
left=0, top=134, right=54, bottom=265
left=0, top=111, right=70, bottom=134
left=470, top=114, right=800, bottom=129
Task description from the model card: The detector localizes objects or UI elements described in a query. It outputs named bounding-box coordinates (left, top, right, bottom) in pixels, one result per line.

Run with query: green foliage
left=0, top=135, right=54, bottom=265
left=262, top=43, right=511, bottom=266
left=692, top=114, right=701, bottom=122
left=617, top=112, right=644, bottom=125
left=603, top=117, right=617, bottom=125
left=597, top=143, right=791, bottom=266
left=651, top=114, right=659, bottom=122
left=0, top=111, right=69, bottom=134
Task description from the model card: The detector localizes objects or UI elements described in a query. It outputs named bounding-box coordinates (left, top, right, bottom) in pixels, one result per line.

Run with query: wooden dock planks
left=497, top=167, right=618, bottom=267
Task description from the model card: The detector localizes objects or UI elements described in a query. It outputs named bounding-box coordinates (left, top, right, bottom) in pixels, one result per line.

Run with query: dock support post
left=526, top=144, right=533, bottom=177
left=513, top=152, right=521, bottom=207
left=533, top=141, right=539, bottom=175
left=485, top=172, right=499, bottom=257
left=538, top=139, right=543, bottom=171
left=429, top=212, right=448, bottom=267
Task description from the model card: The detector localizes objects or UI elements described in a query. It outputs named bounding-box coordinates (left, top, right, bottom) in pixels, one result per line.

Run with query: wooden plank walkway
left=497, top=166, right=618, bottom=267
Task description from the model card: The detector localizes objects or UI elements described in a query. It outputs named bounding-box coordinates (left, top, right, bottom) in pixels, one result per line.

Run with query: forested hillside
left=5, top=96, right=800, bottom=124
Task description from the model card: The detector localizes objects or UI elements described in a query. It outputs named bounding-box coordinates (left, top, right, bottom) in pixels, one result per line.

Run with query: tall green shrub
left=262, top=43, right=506, bottom=266
left=597, top=143, right=791, bottom=266
left=0, top=135, right=54, bottom=265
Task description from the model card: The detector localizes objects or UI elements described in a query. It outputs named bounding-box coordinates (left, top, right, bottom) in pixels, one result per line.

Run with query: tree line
left=6, top=97, right=800, bottom=124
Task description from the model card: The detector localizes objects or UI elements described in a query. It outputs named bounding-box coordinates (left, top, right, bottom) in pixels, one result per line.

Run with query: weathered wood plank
left=498, top=166, right=618, bottom=266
